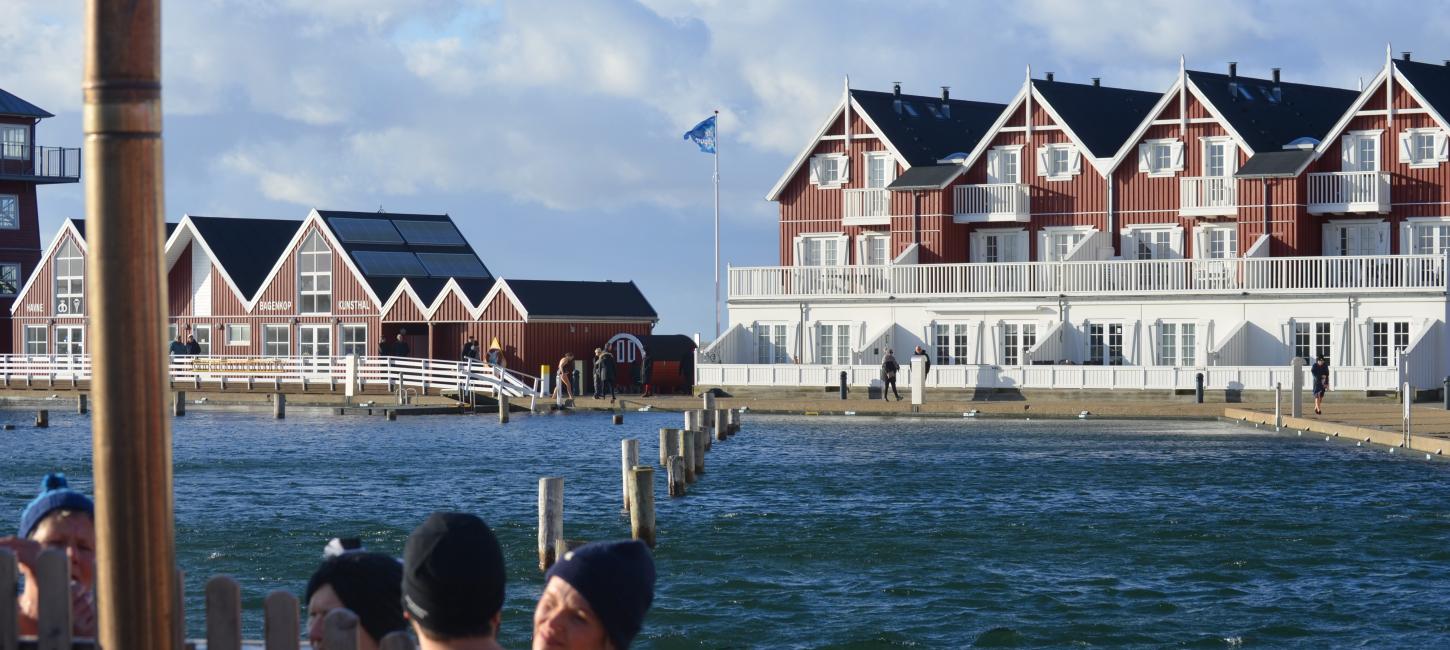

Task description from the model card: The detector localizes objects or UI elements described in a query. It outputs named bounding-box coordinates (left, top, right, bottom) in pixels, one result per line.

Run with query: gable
left=11, top=222, right=85, bottom=316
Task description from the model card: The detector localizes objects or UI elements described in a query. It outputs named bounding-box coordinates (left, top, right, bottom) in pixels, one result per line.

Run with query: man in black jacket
left=461, top=335, right=480, bottom=362
left=185, top=334, right=202, bottom=356
left=880, top=350, right=901, bottom=400
left=593, top=348, right=617, bottom=403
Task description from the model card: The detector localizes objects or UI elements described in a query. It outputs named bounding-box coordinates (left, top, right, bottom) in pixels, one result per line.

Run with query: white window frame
left=1141, top=138, right=1180, bottom=177
left=1039, top=225, right=1094, bottom=262
left=987, top=145, right=1023, bottom=184
left=857, top=233, right=890, bottom=266
left=754, top=322, right=789, bottom=364
left=1341, top=130, right=1382, bottom=172
left=1370, top=320, right=1411, bottom=367
left=1039, top=143, right=1078, bottom=181
left=53, top=239, right=84, bottom=316
left=263, top=324, right=290, bottom=357
left=1195, top=224, right=1238, bottom=260
left=298, top=323, right=332, bottom=358
left=814, top=322, right=851, bottom=365
left=1157, top=321, right=1197, bottom=367
left=225, top=323, right=251, bottom=346
left=1086, top=322, right=1125, bottom=366
left=24, top=325, right=46, bottom=356
left=0, top=125, right=28, bottom=160
left=55, top=325, right=83, bottom=356
left=1292, top=320, right=1333, bottom=365
left=1200, top=137, right=1237, bottom=178
left=809, top=154, right=848, bottom=188
left=1323, top=219, right=1389, bottom=256
left=1122, top=224, right=1183, bottom=260
left=298, top=231, right=332, bottom=315
left=863, top=151, right=895, bottom=189
left=971, top=228, right=1028, bottom=263
left=192, top=324, right=212, bottom=356
left=1400, top=217, right=1450, bottom=255
left=1397, top=127, right=1447, bottom=167
left=0, top=194, right=18, bottom=230
left=796, top=233, right=847, bottom=267
left=340, top=323, right=368, bottom=357
left=0, top=262, right=19, bottom=296
left=932, top=322, right=971, bottom=366
left=1001, top=322, right=1037, bottom=366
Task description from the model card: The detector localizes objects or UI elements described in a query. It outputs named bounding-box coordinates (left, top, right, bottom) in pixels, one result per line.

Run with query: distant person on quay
left=403, top=512, right=508, bottom=650
left=639, top=353, right=654, bottom=397
left=880, top=349, right=901, bottom=401
left=0, top=473, right=97, bottom=638
left=1311, top=355, right=1331, bottom=415
left=593, top=348, right=617, bottom=403
left=185, top=334, right=202, bottom=356
left=912, top=345, right=932, bottom=378
left=533, top=540, right=655, bottom=650
left=306, top=548, right=406, bottom=650
left=462, top=334, right=481, bottom=363
left=487, top=341, right=504, bottom=367
left=557, top=352, right=576, bottom=406
left=169, top=331, right=189, bottom=355
left=394, top=331, right=411, bottom=358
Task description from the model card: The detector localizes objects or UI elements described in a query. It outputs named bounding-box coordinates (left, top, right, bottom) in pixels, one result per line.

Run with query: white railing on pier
left=728, top=254, right=1446, bottom=300
left=1307, top=171, right=1390, bottom=214
left=1179, top=176, right=1236, bottom=216
left=697, top=363, right=1403, bottom=391
left=953, top=183, right=1029, bottom=222
left=843, top=188, right=891, bottom=224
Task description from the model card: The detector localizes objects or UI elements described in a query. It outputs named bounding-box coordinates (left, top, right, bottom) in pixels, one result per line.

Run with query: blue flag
left=683, top=115, right=716, bottom=154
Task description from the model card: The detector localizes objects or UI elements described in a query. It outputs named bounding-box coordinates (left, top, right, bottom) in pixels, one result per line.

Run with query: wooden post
left=386, top=409, right=397, bottom=422
left=713, top=409, right=728, bottom=441
left=694, top=424, right=707, bottom=476
left=173, top=568, right=186, bottom=650
left=1291, top=357, right=1304, bottom=418
left=263, top=591, right=300, bottom=650
left=36, top=548, right=70, bottom=650
left=538, top=477, right=564, bottom=571
left=34, top=410, right=48, bottom=428
left=628, top=466, right=656, bottom=548
left=620, top=439, right=639, bottom=512
left=77, top=394, right=87, bottom=414
left=728, top=408, right=740, bottom=434
left=612, top=407, right=623, bottom=425
left=703, top=392, right=716, bottom=410
left=684, top=409, right=700, bottom=433
left=205, top=576, right=242, bottom=650
left=678, top=430, right=696, bottom=484
left=322, top=608, right=360, bottom=650
left=498, top=394, right=510, bottom=424
left=380, top=631, right=417, bottom=650
left=659, top=428, right=679, bottom=466
left=274, top=393, right=286, bottom=419
left=173, top=390, right=186, bottom=416
left=1274, top=382, right=1283, bottom=430
left=667, top=455, right=686, bottom=497
left=0, top=549, right=16, bottom=650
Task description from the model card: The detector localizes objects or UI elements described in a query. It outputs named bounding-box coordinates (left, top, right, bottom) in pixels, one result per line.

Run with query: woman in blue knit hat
left=0, top=472, right=98, bottom=638
left=532, top=540, right=655, bottom=650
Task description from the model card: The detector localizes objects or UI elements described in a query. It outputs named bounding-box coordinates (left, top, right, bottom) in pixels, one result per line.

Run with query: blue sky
left=5, top=0, right=1449, bottom=337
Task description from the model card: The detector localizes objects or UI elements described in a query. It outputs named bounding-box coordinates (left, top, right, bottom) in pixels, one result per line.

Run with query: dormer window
left=1036, top=143, right=1080, bottom=181
left=1398, top=128, right=1448, bottom=167
left=809, top=154, right=849, bottom=188
left=297, top=231, right=332, bottom=314
left=1137, top=139, right=1184, bottom=177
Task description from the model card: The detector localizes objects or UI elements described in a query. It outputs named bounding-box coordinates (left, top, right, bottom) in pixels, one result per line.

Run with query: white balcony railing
left=843, top=188, right=891, bottom=225
left=1179, top=176, right=1237, bottom=216
left=1308, top=171, right=1391, bottom=214
left=728, top=254, right=1446, bottom=300
left=953, top=183, right=1029, bottom=222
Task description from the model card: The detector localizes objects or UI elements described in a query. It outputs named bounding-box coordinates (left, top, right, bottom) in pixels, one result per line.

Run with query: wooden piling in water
left=612, top=408, right=623, bottom=425
left=77, top=394, right=87, bottom=414
left=538, top=477, right=564, bottom=570
left=386, top=409, right=397, bottom=421
left=659, top=428, right=679, bottom=466
left=34, top=410, right=47, bottom=428
left=322, top=608, right=360, bottom=650
left=205, top=576, right=242, bottom=650
left=694, top=425, right=707, bottom=476
left=727, top=408, right=740, bottom=434
left=703, top=392, right=716, bottom=410
left=628, top=466, right=656, bottom=548
left=667, top=455, right=686, bottom=497
left=174, top=390, right=186, bottom=417
left=0, top=549, right=16, bottom=650
left=36, top=548, right=70, bottom=650
left=678, top=430, right=696, bottom=484
left=684, top=409, right=699, bottom=432
left=274, top=393, right=286, bottom=419
left=263, top=591, right=300, bottom=650
left=713, top=409, right=728, bottom=441
left=498, top=395, right=510, bottom=423
left=620, top=439, right=639, bottom=513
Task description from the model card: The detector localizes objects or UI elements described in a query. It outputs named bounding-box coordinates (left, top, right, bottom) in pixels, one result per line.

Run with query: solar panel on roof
left=417, top=253, right=489, bottom=279
left=329, top=218, right=404, bottom=244
left=393, top=220, right=465, bottom=246
left=353, top=251, right=426, bottom=276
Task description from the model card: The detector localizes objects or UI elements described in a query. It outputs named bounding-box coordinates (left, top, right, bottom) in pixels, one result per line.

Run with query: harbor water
left=2, top=407, right=1449, bottom=648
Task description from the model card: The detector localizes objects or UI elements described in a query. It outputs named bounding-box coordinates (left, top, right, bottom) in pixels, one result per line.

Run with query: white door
left=193, top=325, right=212, bottom=356
left=56, top=326, right=84, bottom=356
left=1328, top=222, right=1388, bottom=256
left=987, top=148, right=1020, bottom=185
left=298, top=324, right=332, bottom=358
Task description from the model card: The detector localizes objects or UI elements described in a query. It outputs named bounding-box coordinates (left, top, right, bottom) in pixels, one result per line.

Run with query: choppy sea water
left=2, top=407, right=1449, bottom=648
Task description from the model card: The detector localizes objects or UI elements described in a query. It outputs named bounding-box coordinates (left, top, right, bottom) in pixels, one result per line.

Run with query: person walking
left=880, top=349, right=901, bottom=401
left=640, top=353, right=654, bottom=397
left=593, top=347, right=617, bottom=403
left=556, top=352, right=576, bottom=406
left=1311, top=355, right=1330, bottom=415
left=461, top=334, right=480, bottom=363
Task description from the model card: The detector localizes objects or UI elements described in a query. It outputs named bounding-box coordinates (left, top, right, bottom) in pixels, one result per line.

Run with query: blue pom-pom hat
left=18, top=472, right=94, bottom=538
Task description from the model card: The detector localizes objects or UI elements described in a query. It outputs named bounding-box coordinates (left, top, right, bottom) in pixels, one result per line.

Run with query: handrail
left=0, top=145, right=82, bottom=179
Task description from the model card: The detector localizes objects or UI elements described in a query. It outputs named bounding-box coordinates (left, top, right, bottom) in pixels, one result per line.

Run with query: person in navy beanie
left=305, top=551, right=406, bottom=650
left=402, top=512, right=508, bottom=650
left=533, top=540, right=655, bottom=650
left=0, top=473, right=97, bottom=638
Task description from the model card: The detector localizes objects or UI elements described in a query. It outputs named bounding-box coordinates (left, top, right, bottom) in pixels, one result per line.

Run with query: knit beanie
left=305, top=552, right=406, bottom=643
left=18, top=473, right=93, bottom=538
left=402, top=512, right=507, bottom=638
left=544, top=540, right=655, bottom=649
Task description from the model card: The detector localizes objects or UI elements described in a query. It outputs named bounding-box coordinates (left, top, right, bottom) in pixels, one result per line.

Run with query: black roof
left=850, top=89, right=1006, bottom=165
left=187, top=216, right=302, bottom=299
left=70, top=219, right=178, bottom=241
left=1394, top=59, right=1450, bottom=123
left=1032, top=79, right=1161, bottom=158
left=0, top=88, right=53, bottom=119
left=505, top=279, right=657, bottom=320
left=887, top=164, right=964, bottom=191
left=1186, top=70, right=1358, bottom=153
left=316, top=210, right=494, bottom=303
left=1235, top=149, right=1316, bottom=179
left=639, top=334, right=696, bottom=360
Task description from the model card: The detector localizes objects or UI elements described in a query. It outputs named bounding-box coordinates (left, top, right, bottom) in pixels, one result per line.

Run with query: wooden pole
left=35, top=548, right=70, bottom=650
left=538, top=477, right=564, bottom=570
left=34, top=410, right=48, bottom=428
left=620, top=439, right=638, bottom=512
left=628, top=466, right=656, bottom=548
left=703, top=392, right=716, bottom=410
left=659, top=428, right=679, bottom=466
left=713, top=409, right=728, bottom=441
left=85, top=1, right=177, bottom=647
left=667, top=455, right=686, bottom=497
left=173, top=390, right=185, bottom=416
left=498, top=394, right=509, bottom=423
left=684, top=409, right=699, bottom=433
left=612, top=407, right=623, bottom=425
left=77, top=393, right=87, bottom=414
left=263, top=591, right=300, bottom=650
left=274, top=393, right=286, bottom=419
left=694, top=424, right=707, bottom=476
left=678, top=430, right=696, bottom=484
left=204, top=576, right=241, bottom=650
left=322, top=608, right=360, bottom=650
left=0, top=549, right=16, bottom=650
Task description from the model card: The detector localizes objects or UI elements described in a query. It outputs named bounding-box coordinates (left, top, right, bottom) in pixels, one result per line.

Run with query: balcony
left=1179, top=176, right=1237, bottom=217
left=1307, top=171, right=1390, bottom=214
left=0, top=145, right=81, bottom=184
left=953, top=183, right=1029, bottom=223
left=728, top=254, right=1446, bottom=300
left=842, top=188, right=891, bottom=226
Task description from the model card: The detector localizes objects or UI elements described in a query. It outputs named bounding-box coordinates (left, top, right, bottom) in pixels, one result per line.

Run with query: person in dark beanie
left=533, top=540, right=655, bottom=650
left=0, top=473, right=97, bottom=638
left=305, top=551, right=406, bottom=650
left=403, top=512, right=508, bottom=650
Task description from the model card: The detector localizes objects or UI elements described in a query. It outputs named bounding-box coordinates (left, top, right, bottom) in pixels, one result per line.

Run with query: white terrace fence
left=697, top=363, right=1405, bottom=392
left=728, top=253, right=1447, bottom=300
left=0, top=354, right=543, bottom=400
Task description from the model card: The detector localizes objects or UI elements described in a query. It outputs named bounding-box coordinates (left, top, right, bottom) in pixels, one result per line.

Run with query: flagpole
left=713, top=109, right=720, bottom=339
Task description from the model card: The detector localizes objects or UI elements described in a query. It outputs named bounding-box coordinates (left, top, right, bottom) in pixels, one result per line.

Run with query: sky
left=5, top=0, right=1450, bottom=338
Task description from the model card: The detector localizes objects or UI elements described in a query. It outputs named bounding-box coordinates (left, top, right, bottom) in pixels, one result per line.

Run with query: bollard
left=34, top=410, right=47, bottom=428
left=910, top=355, right=926, bottom=411
left=627, top=466, right=656, bottom=548
left=683, top=409, right=699, bottom=433
left=1194, top=373, right=1204, bottom=404
left=839, top=370, right=848, bottom=399
left=678, top=430, right=696, bottom=484
left=667, top=455, right=686, bottom=497
left=1290, top=357, right=1304, bottom=418
left=77, top=394, right=87, bottom=415
left=174, top=390, right=186, bottom=417
left=274, top=393, right=287, bottom=419
left=620, top=439, right=639, bottom=513
left=659, top=428, right=679, bottom=467
left=385, top=409, right=396, bottom=422
left=727, top=408, right=740, bottom=435
left=538, top=477, right=564, bottom=570
left=612, top=409, right=623, bottom=426
left=1443, top=376, right=1449, bottom=410
left=1274, top=382, right=1283, bottom=430
left=703, top=392, right=716, bottom=411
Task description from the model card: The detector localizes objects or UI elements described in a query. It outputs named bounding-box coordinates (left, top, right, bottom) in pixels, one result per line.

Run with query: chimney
left=893, top=82, right=902, bottom=114
left=1272, top=68, right=1281, bottom=84
left=1091, top=77, right=1101, bottom=88
left=1403, top=51, right=1412, bottom=61
left=1444, top=60, right=1450, bottom=67
left=940, top=86, right=951, bottom=118
left=1228, top=62, right=1239, bottom=101
left=941, top=86, right=950, bottom=101
left=1228, top=62, right=1237, bottom=78
left=1045, top=71, right=1054, bottom=82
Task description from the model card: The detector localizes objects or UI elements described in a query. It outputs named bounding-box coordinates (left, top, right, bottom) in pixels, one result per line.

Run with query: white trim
left=1141, top=138, right=1181, bottom=177
left=163, top=215, right=265, bottom=313
left=1316, top=67, right=1392, bottom=160
left=820, top=133, right=879, bottom=141
left=1149, top=118, right=1219, bottom=126
left=1106, top=78, right=1186, bottom=174
left=1388, top=63, right=1450, bottom=134
left=957, top=85, right=1031, bottom=178
left=10, top=219, right=88, bottom=315
left=1355, top=108, right=1428, bottom=116
left=1029, top=84, right=1115, bottom=177
left=1183, top=76, right=1252, bottom=157
left=1000, top=125, right=1061, bottom=132
left=848, top=96, right=913, bottom=172
left=809, top=153, right=850, bottom=188
left=765, top=99, right=846, bottom=201
left=474, top=279, right=532, bottom=322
